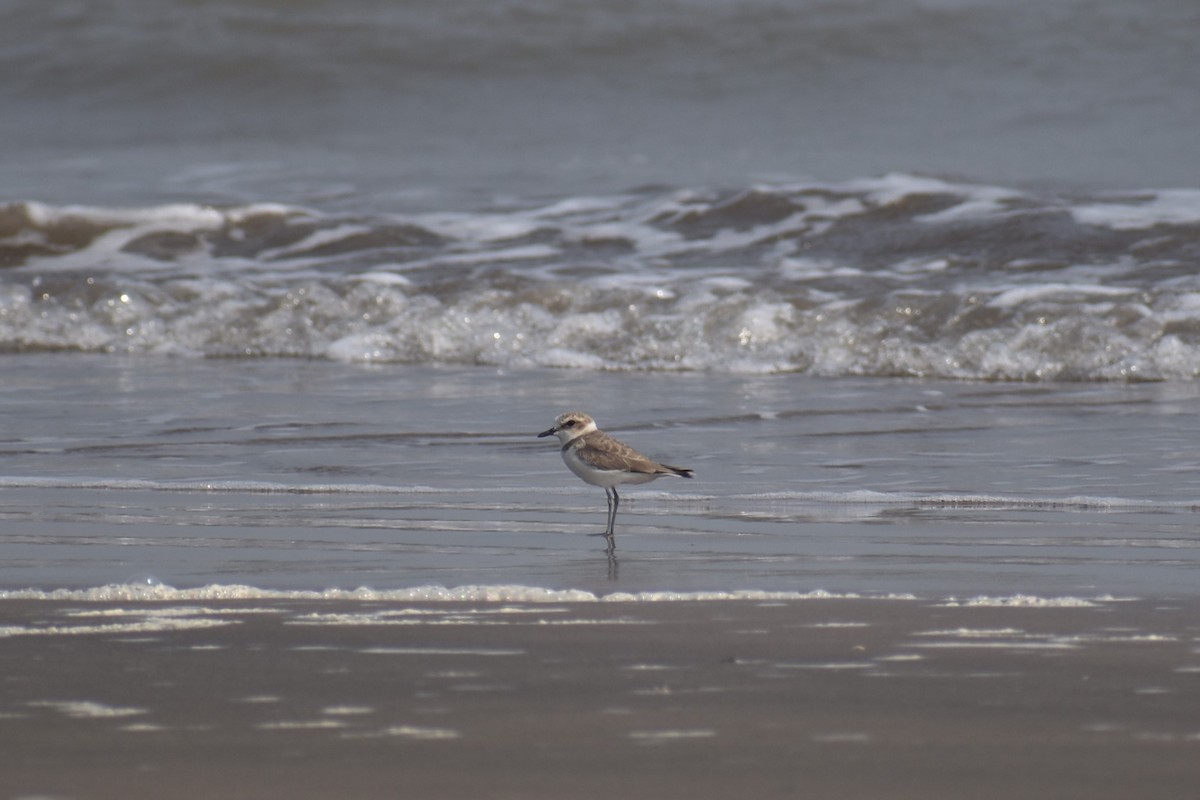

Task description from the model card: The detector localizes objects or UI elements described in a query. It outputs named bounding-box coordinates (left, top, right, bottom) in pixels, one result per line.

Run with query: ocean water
left=5, top=0, right=1200, bottom=205
left=2, top=0, right=1200, bottom=603
left=1, top=355, right=1197, bottom=601
left=6, top=176, right=1200, bottom=380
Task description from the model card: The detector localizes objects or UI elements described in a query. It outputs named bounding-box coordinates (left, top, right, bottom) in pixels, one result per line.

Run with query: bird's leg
left=603, top=487, right=618, bottom=556
left=600, top=489, right=619, bottom=537
left=591, top=487, right=616, bottom=539
left=607, top=487, right=620, bottom=537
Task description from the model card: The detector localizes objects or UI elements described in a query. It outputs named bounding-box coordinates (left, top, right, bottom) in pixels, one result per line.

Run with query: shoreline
left=2, top=597, right=1197, bottom=799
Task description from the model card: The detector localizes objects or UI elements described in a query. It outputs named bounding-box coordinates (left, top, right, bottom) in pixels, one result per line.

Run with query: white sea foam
left=359, top=647, right=524, bottom=656
left=21, top=200, right=230, bottom=231
left=369, top=725, right=461, bottom=740
left=908, top=640, right=1079, bottom=650
left=628, top=729, right=718, bottom=742
left=777, top=662, right=876, bottom=670
left=1071, top=190, right=1200, bottom=229
left=0, top=618, right=238, bottom=637
left=986, top=283, right=1137, bottom=309
left=258, top=720, right=348, bottom=731
left=66, top=606, right=282, bottom=618
left=0, top=583, right=1117, bottom=610
left=937, top=595, right=1131, bottom=608
left=322, top=706, right=375, bottom=716
left=257, top=223, right=376, bottom=261
left=28, top=701, right=147, bottom=718
left=6, top=177, right=1200, bottom=380
left=0, top=583, right=916, bottom=605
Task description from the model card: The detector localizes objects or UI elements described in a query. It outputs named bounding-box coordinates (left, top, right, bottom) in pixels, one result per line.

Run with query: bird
left=538, top=411, right=693, bottom=548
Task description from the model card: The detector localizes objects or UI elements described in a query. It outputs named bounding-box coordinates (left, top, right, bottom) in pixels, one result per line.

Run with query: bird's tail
left=665, top=465, right=694, bottom=479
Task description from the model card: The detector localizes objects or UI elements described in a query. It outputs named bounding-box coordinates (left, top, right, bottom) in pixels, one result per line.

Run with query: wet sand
left=2, top=597, right=1198, bottom=800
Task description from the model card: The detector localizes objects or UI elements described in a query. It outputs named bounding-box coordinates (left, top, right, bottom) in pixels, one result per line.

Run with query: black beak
left=537, top=427, right=556, bottom=438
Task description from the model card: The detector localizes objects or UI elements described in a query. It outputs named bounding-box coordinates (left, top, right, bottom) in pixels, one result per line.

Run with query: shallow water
left=3, top=354, right=1197, bottom=600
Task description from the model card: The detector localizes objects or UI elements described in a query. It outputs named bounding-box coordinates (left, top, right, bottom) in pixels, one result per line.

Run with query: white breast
left=562, top=445, right=658, bottom=488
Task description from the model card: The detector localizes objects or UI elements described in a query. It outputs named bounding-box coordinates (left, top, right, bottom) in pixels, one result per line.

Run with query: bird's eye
left=563, top=420, right=576, bottom=427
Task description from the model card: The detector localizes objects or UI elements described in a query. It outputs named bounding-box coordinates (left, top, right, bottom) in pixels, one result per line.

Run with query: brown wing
left=573, top=431, right=692, bottom=477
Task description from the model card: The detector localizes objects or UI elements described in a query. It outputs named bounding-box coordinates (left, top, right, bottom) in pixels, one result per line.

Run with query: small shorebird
left=538, top=411, right=693, bottom=547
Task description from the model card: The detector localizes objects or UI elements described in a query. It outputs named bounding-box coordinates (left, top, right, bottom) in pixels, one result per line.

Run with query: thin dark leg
left=590, top=488, right=617, bottom=542
left=607, top=486, right=620, bottom=537
left=592, top=487, right=618, bottom=551
left=604, top=487, right=617, bottom=557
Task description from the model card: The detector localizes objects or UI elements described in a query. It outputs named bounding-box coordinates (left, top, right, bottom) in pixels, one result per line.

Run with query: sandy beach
left=3, top=596, right=1197, bottom=799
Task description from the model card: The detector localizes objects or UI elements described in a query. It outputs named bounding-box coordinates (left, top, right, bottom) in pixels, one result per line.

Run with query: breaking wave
left=4, top=175, right=1200, bottom=380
